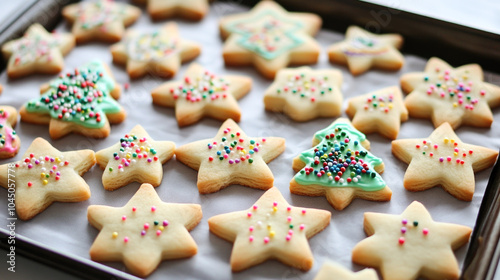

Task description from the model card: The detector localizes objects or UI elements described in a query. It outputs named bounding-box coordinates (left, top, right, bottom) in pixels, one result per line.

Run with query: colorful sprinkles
left=344, top=36, right=387, bottom=56
left=207, top=127, right=265, bottom=164
left=15, top=154, right=69, bottom=187
left=364, top=94, right=394, bottom=113
left=423, top=68, right=486, bottom=110
left=415, top=138, right=473, bottom=165
left=247, top=201, right=306, bottom=243
left=0, top=109, right=17, bottom=152
left=398, top=218, right=428, bottom=245
left=170, top=71, right=230, bottom=103
left=112, top=206, right=170, bottom=243
left=275, top=73, right=333, bottom=102
left=24, top=62, right=121, bottom=128
left=76, top=1, right=127, bottom=31
left=126, top=32, right=177, bottom=61
left=9, top=33, right=61, bottom=66
left=109, top=133, right=158, bottom=173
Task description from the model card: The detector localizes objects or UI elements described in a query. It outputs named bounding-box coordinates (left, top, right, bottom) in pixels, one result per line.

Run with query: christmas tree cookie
left=208, top=187, right=330, bottom=272
left=1, top=23, right=75, bottom=79
left=328, top=26, right=404, bottom=76
left=96, top=125, right=176, bottom=191
left=401, top=57, right=500, bottom=129
left=392, top=122, right=498, bottom=201
left=352, top=201, right=472, bottom=280
left=0, top=138, right=96, bottom=220
left=290, top=118, right=391, bottom=210
left=264, top=67, right=343, bottom=121
left=111, top=23, right=201, bottom=79
left=0, top=106, right=20, bottom=159
left=88, top=183, right=202, bottom=277
left=346, top=86, right=408, bottom=140
left=219, top=1, right=321, bottom=79
left=20, top=61, right=126, bottom=139
left=62, top=0, right=141, bottom=44
left=152, top=63, right=252, bottom=127
left=175, top=119, right=285, bottom=194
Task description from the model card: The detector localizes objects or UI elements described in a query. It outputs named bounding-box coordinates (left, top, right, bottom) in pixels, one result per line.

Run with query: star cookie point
left=136, top=0, right=209, bottom=21
left=208, top=187, right=330, bottom=271
left=314, top=261, right=378, bottom=280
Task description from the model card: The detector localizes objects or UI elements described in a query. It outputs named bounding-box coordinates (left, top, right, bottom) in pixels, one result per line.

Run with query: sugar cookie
left=328, top=26, right=404, bottom=76
left=346, top=86, right=408, bottom=140
left=263, top=67, right=343, bottom=121
left=62, top=0, right=141, bottom=44
left=219, top=1, right=321, bottom=79
left=111, top=22, right=201, bottom=79
left=175, top=119, right=285, bottom=193
left=88, top=183, right=202, bottom=277
left=0, top=106, right=20, bottom=159
left=0, top=138, right=95, bottom=220
left=314, top=261, right=378, bottom=280
left=290, top=118, right=391, bottom=210
left=401, top=57, right=500, bottom=129
left=1, top=23, right=74, bottom=79
left=152, top=63, right=252, bottom=126
left=352, top=201, right=472, bottom=280
left=208, top=187, right=330, bottom=271
left=133, top=0, right=209, bottom=21
left=391, top=122, right=498, bottom=201
left=96, top=125, right=175, bottom=191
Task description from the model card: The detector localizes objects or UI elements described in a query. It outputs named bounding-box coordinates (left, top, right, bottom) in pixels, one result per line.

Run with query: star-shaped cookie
left=134, top=0, right=209, bottom=21
left=20, top=61, right=126, bottom=139
left=290, top=118, right=392, bottom=210
left=111, top=23, right=201, bottom=79
left=0, top=106, right=20, bottom=159
left=219, top=1, right=322, bottom=79
left=88, top=183, right=202, bottom=277
left=263, top=67, right=343, bottom=121
left=1, top=23, right=75, bottom=79
left=0, top=138, right=95, bottom=220
left=352, top=201, right=472, bottom=280
left=62, top=0, right=141, bottom=44
left=392, top=122, right=498, bottom=201
left=401, top=57, right=500, bottom=129
left=208, top=187, right=330, bottom=271
left=175, top=119, right=285, bottom=193
left=346, top=86, right=408, bottom=140
left=328, top=26, right=404, bottom=76
left=96, top=125, right=175, bottom=191
left=314, top=261, right=378, bottom=280
left=152, top=63, right=252, bottom=126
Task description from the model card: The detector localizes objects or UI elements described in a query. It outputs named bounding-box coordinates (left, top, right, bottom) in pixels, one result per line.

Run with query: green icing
left=225, top=10, right=304, bottom=60
left=25, top=61, right=121, bottom=129
left=294, top=122, right=386, bottom=191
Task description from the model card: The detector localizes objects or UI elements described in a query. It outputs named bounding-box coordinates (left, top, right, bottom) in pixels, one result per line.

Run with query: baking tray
left=0, top=0, right=499, bottom=279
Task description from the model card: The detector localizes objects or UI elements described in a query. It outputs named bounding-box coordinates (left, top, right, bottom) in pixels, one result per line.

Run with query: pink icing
left=0, top=112, right=17, bottom=153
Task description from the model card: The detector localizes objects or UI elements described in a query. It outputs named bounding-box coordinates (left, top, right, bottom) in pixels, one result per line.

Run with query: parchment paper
left=1, top=1, right=499, bottom=279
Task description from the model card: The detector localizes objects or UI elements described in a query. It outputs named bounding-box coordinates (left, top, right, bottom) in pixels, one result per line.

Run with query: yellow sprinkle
left=451, top=139, right=455, bottom=143
left=40, top=173, right=46, bottom=178
left=454, top=152, right=458, bottom=156
left=327, top=172, right=332, bottom=176
left=55, top=157, right=61, bottom=163
left=42, top=180, right=48, bottom=185
left=443, top=138, right=449, bottom=143
left=441, top=85, right=447, bottom=90
left=249, top=145, right=254, bottom=150
left=159, top=226, right=164, bottom=231
left=267, top=224, right=271, bottom=229
left=126, top=154, right=131, bottom=159
left=269, top=231, right=275, bottom=237
left=388, top=104, right=393, bottom=109
left=241, top=150, right=247, bottom=155
left=273, top=207, right=277, bottom=212
left=112, top=232, right=118, bottom=238
left=453, top=103, right=458, bottom=107
left=463, top=76, right=468, bottom=80
left=379, top=102, right=385, bottom=107
left=146, top=147, right=150, bottom=152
